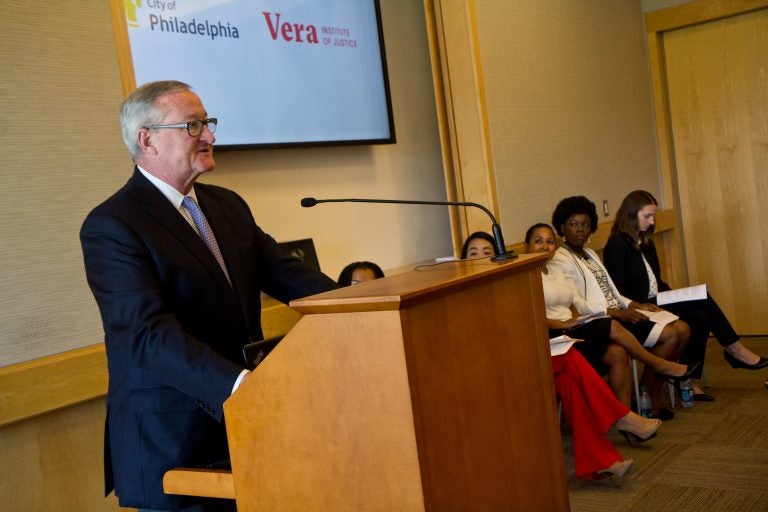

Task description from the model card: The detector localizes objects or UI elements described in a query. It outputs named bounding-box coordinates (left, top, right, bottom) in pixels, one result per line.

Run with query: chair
left=630, top=359, right=676, bottom=413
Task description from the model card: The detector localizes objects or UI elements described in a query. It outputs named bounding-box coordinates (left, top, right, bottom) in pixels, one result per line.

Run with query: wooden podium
left=164, top=253, right=570, bottom=511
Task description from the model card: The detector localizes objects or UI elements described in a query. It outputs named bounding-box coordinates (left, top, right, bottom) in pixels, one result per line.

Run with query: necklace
left=564, top=242, right=588, bottom=260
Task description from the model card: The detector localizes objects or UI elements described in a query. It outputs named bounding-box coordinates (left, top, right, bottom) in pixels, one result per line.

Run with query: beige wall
left=473, top=0, right=662, bottom=241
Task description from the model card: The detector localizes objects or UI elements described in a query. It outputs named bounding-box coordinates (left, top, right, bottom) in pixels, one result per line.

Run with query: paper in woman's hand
left=656, top=284, right=707, bottom=305
left=571, top=312, right=611, bottom=328
left=549, top=335, right=583, bottom=356
left=637, top=309, right=679, bottom=325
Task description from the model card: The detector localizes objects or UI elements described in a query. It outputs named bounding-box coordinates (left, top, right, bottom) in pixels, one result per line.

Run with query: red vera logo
left=263, top=12, right=319, bottom=43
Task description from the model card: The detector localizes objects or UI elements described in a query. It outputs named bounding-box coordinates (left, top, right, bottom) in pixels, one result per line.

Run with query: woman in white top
left=547, top=197, right=698, bottom=420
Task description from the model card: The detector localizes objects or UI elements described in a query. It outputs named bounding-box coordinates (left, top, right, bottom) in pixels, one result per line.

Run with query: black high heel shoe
left=723, top=351, right=768, bottom=370
left=655, top=362, right=701, bottom=383
left=651, top=408, right=675, bottom=421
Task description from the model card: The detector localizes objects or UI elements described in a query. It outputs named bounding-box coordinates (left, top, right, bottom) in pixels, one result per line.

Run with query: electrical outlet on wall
left=602, top=200, right=609, bottom=217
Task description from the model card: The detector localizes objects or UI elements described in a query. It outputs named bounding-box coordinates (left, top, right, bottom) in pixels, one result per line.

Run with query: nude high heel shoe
left=615, top=416, right=662, bottom=446
left=597, top=459, right=634, bottom=486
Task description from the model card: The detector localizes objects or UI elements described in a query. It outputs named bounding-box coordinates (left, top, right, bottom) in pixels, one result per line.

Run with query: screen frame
left=108, top=0, right=397, bottom=150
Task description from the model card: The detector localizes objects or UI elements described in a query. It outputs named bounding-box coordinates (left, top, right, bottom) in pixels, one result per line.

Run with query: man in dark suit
left=80, top=80, right=337, bottom=511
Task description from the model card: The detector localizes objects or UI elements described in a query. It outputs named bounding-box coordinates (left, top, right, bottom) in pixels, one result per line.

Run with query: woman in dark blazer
left=603, top=190, right=768, bottom=400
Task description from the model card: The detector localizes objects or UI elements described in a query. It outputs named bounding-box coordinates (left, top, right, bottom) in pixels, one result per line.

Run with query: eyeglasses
left=145, top=118, right=217, bottom=136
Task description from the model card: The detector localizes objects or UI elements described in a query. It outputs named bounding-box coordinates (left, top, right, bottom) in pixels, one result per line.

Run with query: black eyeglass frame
left=145, top=117, right=217, bottom=136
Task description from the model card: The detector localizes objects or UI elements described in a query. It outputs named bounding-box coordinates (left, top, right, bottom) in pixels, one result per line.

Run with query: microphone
left=301, top=197, right=518, bottom=261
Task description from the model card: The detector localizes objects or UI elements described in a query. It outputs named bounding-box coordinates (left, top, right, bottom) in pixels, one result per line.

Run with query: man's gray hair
left=120, top=80, right=192, bottom=159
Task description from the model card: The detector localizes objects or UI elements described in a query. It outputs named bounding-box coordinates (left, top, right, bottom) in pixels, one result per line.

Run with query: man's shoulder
left=85, top=172, right=149, bottom=217
left=195, top=181, right=235, bottom=195
left=194, top=181, right=242, bottom=203
left=194, top=182, right=251, bottom=219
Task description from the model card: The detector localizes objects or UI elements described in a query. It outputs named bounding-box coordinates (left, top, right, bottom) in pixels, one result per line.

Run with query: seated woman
left=463, top=231, right=662, bottom=484
left=337, top=261, right=385, bottom=287
left=546, top=197, right=699, bottom=420
left=603, top=190, right=768, bottom=399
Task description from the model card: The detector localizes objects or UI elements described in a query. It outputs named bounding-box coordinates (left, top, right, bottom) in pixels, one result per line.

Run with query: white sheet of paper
left=638, top=309, right=679, bottom=325
left=656, top=284, right=707, bottom=305
left=572, top=313, right=610, bottom=328
left=549, top=335, right=582, bottom=356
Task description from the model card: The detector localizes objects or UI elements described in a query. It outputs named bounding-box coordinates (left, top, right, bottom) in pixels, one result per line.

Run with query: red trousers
left=552, top=349, right=630, bottom=479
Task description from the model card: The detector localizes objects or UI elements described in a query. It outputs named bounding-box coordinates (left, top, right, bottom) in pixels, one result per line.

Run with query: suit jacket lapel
left=126, top=170, right=240, bottom=312
left=193, top=185, right=246, bottom=302
left=195, top=184, right=264, bottom=342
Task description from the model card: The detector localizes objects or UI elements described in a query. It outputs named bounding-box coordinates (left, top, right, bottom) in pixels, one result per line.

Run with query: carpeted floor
left=564, top=337, right=768, bottom=512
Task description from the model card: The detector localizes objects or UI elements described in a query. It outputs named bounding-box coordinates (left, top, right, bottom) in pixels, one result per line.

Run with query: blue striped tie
left=182, top=196, right=232, bottom=286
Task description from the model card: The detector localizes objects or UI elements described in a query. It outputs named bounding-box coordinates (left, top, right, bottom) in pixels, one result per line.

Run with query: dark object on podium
left=242, top=335, right=285, bottom=371
left=277, top=238, right=321, bottom=271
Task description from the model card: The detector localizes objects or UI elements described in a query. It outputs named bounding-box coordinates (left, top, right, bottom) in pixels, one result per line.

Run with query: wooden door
left=662, top=7, right=768, bottom=334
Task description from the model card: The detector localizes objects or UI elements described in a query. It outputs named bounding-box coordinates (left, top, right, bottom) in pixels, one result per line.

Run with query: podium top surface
left=290, top=252, right=548, bottom=314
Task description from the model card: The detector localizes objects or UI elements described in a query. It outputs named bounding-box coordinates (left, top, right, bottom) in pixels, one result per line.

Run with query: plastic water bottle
left=639, top=387, right=653, bottom=418
left=680, top=379, right=695, bottom=408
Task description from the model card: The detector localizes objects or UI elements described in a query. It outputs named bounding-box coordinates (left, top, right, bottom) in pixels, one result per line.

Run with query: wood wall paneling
left=424, top=0, right=501, bottom=245
left=0, top=398, right=125, bottom=511
left=0, top=345, right=108, bottom=427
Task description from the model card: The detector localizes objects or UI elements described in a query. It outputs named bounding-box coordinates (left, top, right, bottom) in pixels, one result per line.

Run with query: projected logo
left=262, top=12, right=358, bottom=48
left=124, top=0, right=240, bottom=40
left=124, top=0, right=142, bottom=28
